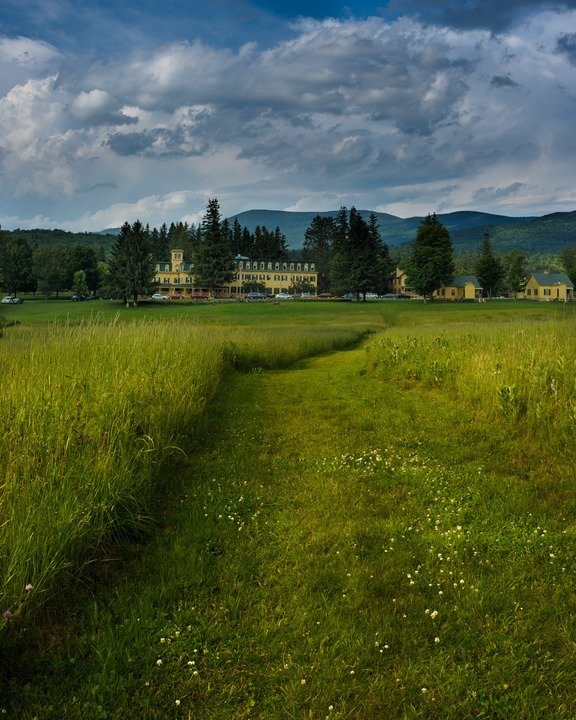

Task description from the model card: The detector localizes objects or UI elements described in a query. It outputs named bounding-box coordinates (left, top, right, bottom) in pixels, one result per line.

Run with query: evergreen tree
left=195, top=198, right=235, bottom=292
left=474, top=232, right=504, bottom=298
left=503, top=250, right=527, bottom=297
left=405, top=214, right=454, bottom=299
left=560, top=245, right=576, bottom=285
left=329, top=207, right=350, bottom=296
left=303, top=215, right=336, bottom=294
left=108, top=220, right=155, bottom=305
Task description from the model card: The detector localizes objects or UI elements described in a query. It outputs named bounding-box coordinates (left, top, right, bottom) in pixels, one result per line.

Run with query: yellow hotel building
left=152, top=249, right=318, bottom=298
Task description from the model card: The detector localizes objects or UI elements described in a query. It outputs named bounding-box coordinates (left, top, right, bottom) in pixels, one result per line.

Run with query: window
left=534, top=288, right=539, bottom=295
left=267, top=262, right=272, bottom=270
left=543, top=288, right=551, bottom=296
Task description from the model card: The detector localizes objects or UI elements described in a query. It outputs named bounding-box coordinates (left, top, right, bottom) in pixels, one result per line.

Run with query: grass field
left=2, top=298, right=576, bottom=718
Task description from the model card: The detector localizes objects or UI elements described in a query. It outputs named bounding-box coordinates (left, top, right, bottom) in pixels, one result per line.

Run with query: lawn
left=2, top=299, right=576, bottom=718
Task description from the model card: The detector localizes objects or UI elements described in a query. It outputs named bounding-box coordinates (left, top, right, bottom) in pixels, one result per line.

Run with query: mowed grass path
left=7, top=325, right=576, bottom=718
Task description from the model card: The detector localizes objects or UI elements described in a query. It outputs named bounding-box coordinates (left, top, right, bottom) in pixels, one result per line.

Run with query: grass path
left=6, top=336, right=576, bottom=718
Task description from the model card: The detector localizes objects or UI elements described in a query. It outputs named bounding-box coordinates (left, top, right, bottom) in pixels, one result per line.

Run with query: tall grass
left=0, top=316, right=369, bottom=628
left=365, top=314, right=576, bottom=456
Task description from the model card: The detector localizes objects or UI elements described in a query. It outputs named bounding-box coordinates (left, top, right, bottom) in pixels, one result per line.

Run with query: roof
left=445, top=275, right=482, bottom=289
left=528, top=272, right=573, bottom=287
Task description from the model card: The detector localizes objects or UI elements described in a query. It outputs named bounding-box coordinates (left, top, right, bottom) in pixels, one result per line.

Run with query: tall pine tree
left=108, top=220, right=155, bottom=305
left=406, top=214, right=454, bottom=299
left=195, top=198, right=235, bottom=293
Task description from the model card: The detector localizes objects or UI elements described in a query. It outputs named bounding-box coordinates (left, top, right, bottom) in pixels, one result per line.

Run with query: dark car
left=245, top=292, right=269, bottom=300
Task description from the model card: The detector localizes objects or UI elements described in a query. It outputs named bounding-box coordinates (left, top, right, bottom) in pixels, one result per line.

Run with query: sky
left=1, top=1, right=576, bottom=231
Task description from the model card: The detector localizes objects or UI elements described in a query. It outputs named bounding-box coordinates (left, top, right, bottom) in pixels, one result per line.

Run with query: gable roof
left=528, top=272, right=573, bottom=287
left=445, top=275, right=482, bottom=289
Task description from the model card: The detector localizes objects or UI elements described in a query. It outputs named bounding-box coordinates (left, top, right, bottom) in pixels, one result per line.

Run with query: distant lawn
left=1, top=295, right=574, bottom=328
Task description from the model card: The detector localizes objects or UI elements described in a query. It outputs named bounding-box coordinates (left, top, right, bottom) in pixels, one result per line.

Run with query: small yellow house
left=523, top=272, right=573, bottom=302
left=389, top=267, right=415, bottom=296
left=434, top=276, right=483, bottom=301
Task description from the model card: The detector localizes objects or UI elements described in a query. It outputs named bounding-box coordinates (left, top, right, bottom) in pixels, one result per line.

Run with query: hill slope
left=228, top=209, right=576, bottom=254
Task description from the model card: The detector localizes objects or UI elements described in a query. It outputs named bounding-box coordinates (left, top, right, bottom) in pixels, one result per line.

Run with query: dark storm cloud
left=490, top=74, right=520, bottom=88
left=556, top=32, right=576, bottom=63
left=385, top=0, right=576, bottom=31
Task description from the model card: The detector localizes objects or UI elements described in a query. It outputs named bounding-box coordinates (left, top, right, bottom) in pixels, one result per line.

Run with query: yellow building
left=229, top=255, right=317, bottom=297
left=389, top=267, right=415, bottom=296
left=523, top=272, right=573, bottom=301
left=152, top=249, right=317, bottom=298
left=434, top=275, right=483, bottom=301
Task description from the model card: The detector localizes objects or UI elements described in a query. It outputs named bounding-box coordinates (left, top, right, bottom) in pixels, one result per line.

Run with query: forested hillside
left=0, top=228, right=112, bottom=257
left=229, top=209, right=576, bottom=253
left=3, top=209, right=576, bottom=257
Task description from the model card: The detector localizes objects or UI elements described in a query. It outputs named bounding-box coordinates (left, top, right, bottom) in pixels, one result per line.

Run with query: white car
left=150, top=293, right=168, bottom=301
left=275, top=293, right=293, bottom=300
left=2, top=296, right=22, bottom=304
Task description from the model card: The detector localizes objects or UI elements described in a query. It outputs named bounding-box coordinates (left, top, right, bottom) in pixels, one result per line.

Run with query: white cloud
left=1, top=8, right=576, bottom=229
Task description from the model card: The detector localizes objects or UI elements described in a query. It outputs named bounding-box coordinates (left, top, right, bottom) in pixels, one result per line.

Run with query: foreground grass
left=0, top=314, right=371, bottom=632
left=4, top=305, right=576, bottom=718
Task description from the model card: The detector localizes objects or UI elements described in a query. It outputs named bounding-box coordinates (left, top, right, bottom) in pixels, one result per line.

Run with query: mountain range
left=228, top=209, right=576, bottom=254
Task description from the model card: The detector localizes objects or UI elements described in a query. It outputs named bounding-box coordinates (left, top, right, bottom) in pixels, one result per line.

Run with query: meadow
left=2, top=298, right=576, bottom=718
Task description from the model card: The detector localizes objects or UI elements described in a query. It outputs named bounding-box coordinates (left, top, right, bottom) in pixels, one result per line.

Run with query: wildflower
left=2, top=611, right=12, bottom=619
left=156, top=659, right=163, bottom=666
left=301, top=679, right=306, bottom=685
left=25, top=584, right=33, bottom=591
left=430, top=610, right=439, bottom=619
left=434, top=637, right=440, bottom=643
left=175, top=699, right=181, bottom=706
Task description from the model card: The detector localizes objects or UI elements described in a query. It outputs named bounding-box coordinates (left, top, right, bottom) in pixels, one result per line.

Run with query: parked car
left=245, top=292, right=269, bottom=300
left=317, top=292, right=332, bottom=299
left=168, top=294, right=184, bottom=300
left=275, top=292, right=293, bottom=300
left=2, top=296, right=22, bottom=304
left=189, top=293, right=209, bottom=300
left=150, top=293, right=168, bottom=301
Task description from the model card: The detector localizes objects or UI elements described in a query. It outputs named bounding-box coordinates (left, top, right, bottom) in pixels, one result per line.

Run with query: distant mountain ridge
left=227, top=209, right=576, bottom=254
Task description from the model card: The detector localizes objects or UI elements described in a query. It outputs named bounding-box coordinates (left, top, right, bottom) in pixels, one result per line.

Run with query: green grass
left=3, top=300, right=576, bottom=718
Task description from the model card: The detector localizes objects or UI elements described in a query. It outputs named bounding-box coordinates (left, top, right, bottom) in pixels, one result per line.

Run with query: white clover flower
left=156, top=659, right=163, bottom=666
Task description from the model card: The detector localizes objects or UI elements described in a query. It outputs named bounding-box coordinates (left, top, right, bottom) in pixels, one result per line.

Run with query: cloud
left=1, top=7, right=576, bottom=229
left=68, top=89, right=138, bottom=127
left=490, top=74, right=520, bottom=88
left=384, top=0, right=576, bottom=31
left=556, top=32, right=576, bottom=63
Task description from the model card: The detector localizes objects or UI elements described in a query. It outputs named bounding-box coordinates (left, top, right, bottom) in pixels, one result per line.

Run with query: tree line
left=0, top=201, right=292, bottom=300
left=2, top=199, right=576, bottom=301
